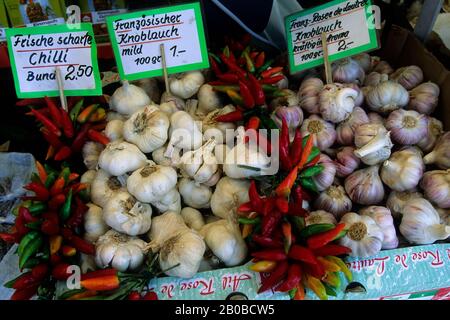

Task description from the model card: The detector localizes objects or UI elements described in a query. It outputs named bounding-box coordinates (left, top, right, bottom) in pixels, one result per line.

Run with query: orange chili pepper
left=297, top=134, right=314, bottom=170
left=81, top=275, right=120, bottom=291
left=294, top=282, right=305, bottom=300
left=242, top=211, right=257, bottom=238
left=67, top=290, right=98, bottom=300
left=50, top=176, right=65, bottom=196
left=68, top=173, right=79, bottom=183
left=249, top=260, right=277, bottom=273
left=275, top=166, right=298, bottom=198
left=45, top=145, right=55, bottom=161
left=49, top=235, right=63, bottom=255
left=35, top=161, right=47, bottom=184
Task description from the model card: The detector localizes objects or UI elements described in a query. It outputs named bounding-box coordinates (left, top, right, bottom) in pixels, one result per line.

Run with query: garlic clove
left=354, top=123, right=393, bottom=165
left=386, top=190, right=424, bottom=219
left=423, top=132, right=450, bottom=169
left=416, top=116, right=443, bottom=153
left=297, top=77, right=324, bottom=114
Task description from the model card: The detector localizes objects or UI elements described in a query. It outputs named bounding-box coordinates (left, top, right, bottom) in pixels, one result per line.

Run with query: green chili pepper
left=290, top=216, right=305, bottom=234
left=226, top=89, right=244, bottom=106
left=223, top=45, right=230, bottom=57
left=60, top=188, right=73, bottom=221
left=256, top=59, right=274, bottom=74
left=31, top=173, right=42, bottom=184
left=212, top=85, right=240, bottom=93
left=243, top=51, right=255, bottom=73
left=300, top=165, right=324, bottom=178
left=333, top=229, right=347, bottom=241
left=40, top=244, right=50, bottom=261
left=78, top=189, right=90, bottom=203
left=289, top=287, right=298, bottom=299
left=323, top=283, right=337, bottom=297
left=44, top=164, right=57, bottom=176
left=25, top=220, right=42, bottom=230
left=238, top=217, right=261, bottom=225
left=29, top=202, right=47, bottom=215
left=266, top=90, right=288, bottom=99
left=22, top=257, right=41, bottom=269
left=58, top=288, right=87, bottom=300
left=208, top=52, right=221, bottom=63
left=19, top=235, right=43, bottom=269
left=44, top=172, right=58, bottom=189
left=69, top=99, right=84, bottom=122
left=307, top=147, right=321, bottom=164
left=60, top=167, right=71, bottom=186
left=18, top=231, right=40, bottom=257
left=299, top=177, right=318, bottom=193
left=299, top=223, right=335, bottom=238
left=261, top=84, right=279, bottom=93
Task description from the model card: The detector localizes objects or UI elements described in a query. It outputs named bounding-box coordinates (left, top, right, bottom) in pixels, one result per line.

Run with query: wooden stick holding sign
left=55, top=67, right=68, bottom=112
left=160, top=43, right=171, bottom=96
left=321, top=33, right=332, bottom=85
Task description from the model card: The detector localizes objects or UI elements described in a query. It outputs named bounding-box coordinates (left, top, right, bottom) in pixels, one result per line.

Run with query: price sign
left=6, top=23, right=101, bottom=98
left=106, top=2, right=209, bottom=81
left=285, top=0, right=378, bottom=74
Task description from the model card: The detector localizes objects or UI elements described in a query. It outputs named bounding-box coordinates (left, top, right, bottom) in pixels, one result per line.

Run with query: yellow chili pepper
left=305, top=274, right=328, bottom=300
left=249, top=260, right=277, bottom=273
left=88, top=108, right=106, bottom=122
left=317, top=256, right=341, bottom=273
left=241, top=212, right=258, bottom=239
left=325, top=256, right=352, bottom=282
left=322, top=272, right=341, bottom=288
left=61, top=245, right=77, bottom=257
left=49, top=235, right=63, bottom=255
left=77, top=104, right=99, bottom=123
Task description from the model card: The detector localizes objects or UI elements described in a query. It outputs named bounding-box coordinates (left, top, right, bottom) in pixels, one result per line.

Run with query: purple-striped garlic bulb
left=385, top=109, right=428, bottom=145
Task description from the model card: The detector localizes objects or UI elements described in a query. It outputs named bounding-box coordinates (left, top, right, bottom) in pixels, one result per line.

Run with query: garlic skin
left=110, top=80, right=151, bottom=116
left=390, top=65, right=423, bottom=90
left=123, top=106, right=170, bottom=153
left=152, top=144, right=181, bottom=168
left=332, top=57, right=365, bottom=84
left=420, top=170, right=450, bottom=208
left=103, top=191, right=152, bottom=236
left=160, top=91, right=186, bottom=110
left=366, top=80, right=409, bottom=113
left=408, top=82, right=440, bottom=115
left=159, top=229, right=206, bottom=278
left=84, top=203, right=109, bottom=243
left=178, top=178, right=212, bottom=209
left=197, top=84, right=222, bottom=115
left=106, top=111, right=126, bottom=122
left=336, top=107, right=369, bottom=145
left=98, top=141, right=147, bottom=176
left=344, top=83, right=364, bottom=107
left=305, top=210, right=337, bottom=226
left=354, top=123, right=393, bottom=165
left=270, top=89, right=300, bottom=109
left=90, top=169, right=127, bottom=208
left=105, top=119, right=124, bottom=142
left=202, top=105, right=236, bottom=144
left=80, top=169, right=96, bottom=195
left=417, top=117, right=443, bottom=153
left=169, top=71, right=205, bottom=99
left=298, top=77, right=324, bottom=114
left=179, top=139, right=219, bottom=185
left=181, top=207, right=205, bottom=231
left=400, top=198, right=450, bottom=244
left=127, top=161, right=178, bottom=203
left=319, top=83, right=358, bottom=123
left=345, top=166, right=385, bottom=205
left=335, top=146, right=361, bottom=177
left=312, top=154, right=336, bottom=191
left=82, top=142, right=104, bottom=170
left=153, top=188, right=182, bottom=214
left=200, top=218, right=247, bottom=267
left=131, top=78, right=160, bottom=103
left=353, top=53, right=372, bottom=73
left=300, top=115, right=336, bottom=150
left=95, top=229, right=148, bottom=271
left=360, top=206, right=398, bottom=249
left=386, top=190, right=423, bottom=219
left=385, top=109, right=428, bottom=145
left=339, top=212, right=384, bottom=257
left=373, top=60, right=394, bottom=74
left=367, top=112, right=385, bottom=126
left=423, top=132, right=450, bottom=169
left=364, top=72, right=384, bottom=87
left=314, top=185, right=352, bottom=218
left=211, top=177, right=250, bottom=219
left=165, top=111, right=203, bottom=157
left=272, top=106, right=304, bottom=141
left=148, top=211, right=188, bottom=251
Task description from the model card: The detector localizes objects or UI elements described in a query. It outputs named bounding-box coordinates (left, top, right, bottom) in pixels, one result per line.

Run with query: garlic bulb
left=214, top=143, right=231, bottom=164
left=84, top=203, right=109, bottom=243
left=197, top=84, right=222, bottom=115
left=181, top=207, right=205, bottom=231
left=211, top=177, right=250, bottom=219
left=417, top=117, right=443, bottom=153
left=366, top=80, right=409, bottom=113
left=339, top=212, right=384, bottom=257
left=312, top=154, right=336, bottom=191
left=400, top=198, right=450, bottom=244
left=123, top=106, right=170, bottom=153
left=353, top=53, right=372, bottom=73
left=390, top=65, right=423, bottom=90
left=319, top=83, right=358, bottom=123
left=95, top=229, right=148, bottom=271
left=345, top=166, right=384, bottom=205
left=420, top=170, right=450, bottom=209
left=354, top=123, right=393, bottom=165
left=82, top=142, right=104, bottom=170
left=98, top=141, right=147, bottom=176
left=423, top=132, right=450, bottom=169
left=314, top=185, right=352, bottom=218
left=200, top=218, right=247, bottom=267
left=131, top=78, right=160, bottom=103
left=90, top=169, right=126, bottom=208
left=344, top=83, right=364, bottom=107
left=270, top=89, right=300, bottom=109
left=373, top=60, right=394, bottom=74
left=152, top=144, right=181, bottom=168
left=159, top=229, right=206, bottom=278
left=179, top=139, right=219, bottom=185
left=152, top=188, right=182, bottom=214
left=147, top=211, right=188, bottom=250
left=105, top=119, right=124, bottom=142
left=386, top=190, right=423, bottom=219
left=360, top=206, right=398, bottom=249
left=202, top=105, right=236, bottom=144
left=334, top=146, right=361, bottom=177
left=165, top=111, right=203, bottom=157
left=178, top=178, right=212, bottom=209
left=110, top=80, right=151, bottom=116
left=381, top=147, right=424, bottom=191
left=367, top=112, right=385, bottom=125
left=169, top=71, right=205, bottom=99
left=385, top=109, right=428, bottom=145
left=364, top=72, right=384, bottom=87
left=298, top=77, right=323, bottom=114
left=336, top=107, right=369, bottom=145
left=271, top=106, right=303, bottom=141
left=159, top=99, right=184, bottom=117
left=160, top=91, right=186, bottom=111
left=408, top=82, right=440, bottom=115
left=103, top=191, right=152, bottom=236
left=300, top=115, right=336, bottom=150
left=106, top=111, right=126, bottom=122
left=127, top=161, right=178, bottom=203
left=331, top=57, right=365, bottom=84
left=305, top=210, right=337, bottom=226
left=80, top=169, right=96, bottom=195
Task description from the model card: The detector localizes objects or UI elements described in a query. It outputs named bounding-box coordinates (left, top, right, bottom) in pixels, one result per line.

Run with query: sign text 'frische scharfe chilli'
left=285, top=0, right=378, bottom=74
left=6, top=23, right=101, bottom=98
left=106, top=2, right=209, bottom=81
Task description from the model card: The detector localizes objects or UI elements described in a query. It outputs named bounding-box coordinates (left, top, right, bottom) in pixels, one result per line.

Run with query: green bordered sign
left=106, top=2, right=209, bottom=81
left=285, top=0, right=378, bottom=74
left=6, top=23, right=101, bottom=98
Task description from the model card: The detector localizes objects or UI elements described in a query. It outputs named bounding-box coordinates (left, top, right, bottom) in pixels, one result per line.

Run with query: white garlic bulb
left=386, top=190, right=423, bottom=219
left=360, top=206, right=398, bottom=249
left=169, top=71, right=205, bottom=99
left=417, top=117, right=443, bottom=153
left=104, top=119, right=124, bottom=142
left=312, top=154, right=336, bottom=191
left=420, top=170, right=450, bottom=209
left=152, top=188, right=182, bottom=214
left=211, top=177, right=250, bottom=219
left=385, top=109, right=428, bottom=145
left=408, top=82, right=440, bottom=115
left=319, top=83, right=358, bottom=123
left=336, top=107, right=369, bottom=145
left=390, top=65, right=423, bottom=90
left=147, top=211, right=188, bottom=251
left=314, top=185, right=352, bottom=218
left=131, top=78, right=160, bottom=103
left=353, top=53, right=372, bottom=73
left=423, top=132, right=450, bottom=169
left=90, top=169, right=127, bottom=208
left=297, top=77, right=323, bottom=114
left=179, top=139, right=219, bottom=185
left=354, top=123, right=393, bottom=165
left=305, top=210, right=337, bottom=226
left=178, top=178, right=212, bottom=209
left=339, top=212, right=384, bottom=257
left=98, top=141, right=147, bottom=176
left=181, top=207, right=205, bottom=231
left=197, top=84, right=222, bottom=115
left=300, top=115, right=336, bottom=151
left=270, top=89, right=300, bottom=109
left=80, top=169, right=96, bottom=195
left=110, top=80, right=151, bottom=116
left=373, top=60, right=394, bottom=74
left=166, top=111, right=203, bottom=157
left=82, top=142, right=104, bottom=170
left=84, top=203, right=109, bottom=243
left=366, top=80, right=409, bottom=113
left=152, top=144, right=181, bottom=168
left=345, top=166, right=384, bottom=205
left=331, top=58, right=365, bottom=84
left=367, top=112, right=385, bottom=126
left=334, top=146, right=361, bottom=178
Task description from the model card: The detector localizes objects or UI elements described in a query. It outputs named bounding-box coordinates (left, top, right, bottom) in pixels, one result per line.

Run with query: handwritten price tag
left=6, top=23, right=101, bottom=98
left=106, top=2, right=209, bottom=81
left=285, top=0, right=378, bottom=74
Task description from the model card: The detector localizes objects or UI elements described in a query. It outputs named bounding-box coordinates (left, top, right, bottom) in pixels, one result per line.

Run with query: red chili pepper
left=288, top=245, right=318, bottom=265
left=219, top=53, right=246, bottom=77
left=66, top=197, right=88, bottom=229
left=288, top=186, right=308, bottom=217
left=217, top=73, right=239, bottom=83
left=50, top=253, right=62, bottom=265
left=282, top=222, right=292, bottom=253
left=24, top=182, right=49, bottom=201
left=247, top=73, right=265, bottom=105
left=16, top=98, right=45, bottom=107
left=209, top=56, right=222, bottom=76
left=128, top=291, right=141, bottom=300
left=81, top=268, right=117, bottom=281
left=14, top=213, right=29, bottom=237
left=251, top=249, right=287, bottom=261
left=60, top=109, right=74, bottom=139
left=71, top=124, right=91, bottom=153
left=142, top=291, right=159, bottom=300
left=313, top=244, right=352, bottom=257
left=50, top=176, right=65, bottom=196
left=303, top=261, right=326, bottom=279
left=31, top=263, right=49, bottom=281
left=215, top=109, right=244, bottom=123
left=244, top=116, right=260, bottom=144
left=90, top=122, right=107, bottom=132
left=208, top=80, right=228, bottom=86
left=262, top=197, right=275, bottom=216
left=61, top=228, right=95, bottom=255
left=54, top=146, right=72, bottom=161
left=10, top=284, right=39, bottom=300
left=275, top=166, right=298, bottom=198
left=262, top=210, right=282, bottom=237
left=307, top=223, right=346, bottom=249
left=275, top=264, right=302, bottom=292
left=41, top=212, right=60, bottom=235
left=257, top=260, right=289, bottom=293
left=19, top=207, right=37, bottom=224
left=259, top=75, right=285, bottom=85
left=257, top=131, right=272, bottom=155
left=11, top=272, right=37, bottom=290
left=68, top=173, right=79, bottom=183
left=52, top=263, right=72, bottom=280
left=279, top=117, right=292, bottom=171
left=275, top=197, right=289, bottom=213
left=0, top=232, right=19, bottom=243
left=238, top=80, right=255, bottom=108
left=290, top=130, right=303, bottom=166
left=255, top=52, right=265, bottom=68
left=87, top=129, right=110, bottom=145
left=248, top=180, right=264, bottom=213
left=297, top=134, right=315, bottom=170
left=44, top=97, right=63, bottom=126
left=252, top=235, right=283, bottom=249
left=261, top=66, right=284, bottom=79
left=304, top=154, right=321, bottom=169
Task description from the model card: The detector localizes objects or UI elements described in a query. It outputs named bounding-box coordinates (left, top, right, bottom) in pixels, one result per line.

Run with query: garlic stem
left=427, top=224, right=450, bottom=240
left=354, top=132, right=390, bottom=158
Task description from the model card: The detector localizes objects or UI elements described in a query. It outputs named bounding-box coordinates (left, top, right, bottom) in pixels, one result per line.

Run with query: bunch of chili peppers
left=0, top=161, right=94, bottom=300
left=16, top=96, right=109, bottom=161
